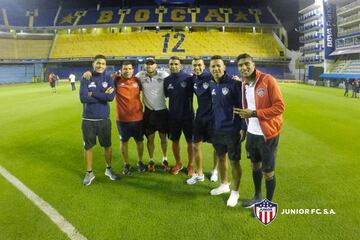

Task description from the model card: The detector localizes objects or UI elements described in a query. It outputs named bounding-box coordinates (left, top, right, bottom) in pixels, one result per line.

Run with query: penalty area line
left=0, top=165, right=87, bottom=240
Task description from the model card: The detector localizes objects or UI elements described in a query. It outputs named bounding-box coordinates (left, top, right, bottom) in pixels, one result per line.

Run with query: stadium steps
left=0, top=38, right=52, bottom=59
left=49, top=31, right=284, bottom=59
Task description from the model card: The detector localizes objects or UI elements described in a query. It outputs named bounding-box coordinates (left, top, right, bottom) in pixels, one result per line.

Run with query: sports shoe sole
left=105, top=172, right=117, bottom=181
left=186, top=177, right=205, bottom=185
left=242, top=199, right=262, bottom=208
left=171, top=166, right=183, bottom=175
left=83, top=176, right=95, bottom=186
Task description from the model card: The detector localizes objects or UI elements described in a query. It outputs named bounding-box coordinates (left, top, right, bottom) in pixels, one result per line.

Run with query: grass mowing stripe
left=0, top=82, right=359, bottom=239
left=0, top=165, right=87, bottom=240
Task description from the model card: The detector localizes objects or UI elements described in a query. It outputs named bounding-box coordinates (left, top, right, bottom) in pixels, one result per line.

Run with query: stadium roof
left=330, top=47, right=360, bottom=56
left=320, top=73, right=360, bottom=79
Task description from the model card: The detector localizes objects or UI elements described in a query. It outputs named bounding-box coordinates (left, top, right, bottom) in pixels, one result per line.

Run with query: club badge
left=254, top=199, right=278, bottom=225
left=222, top=87, right=229, bottom=95
left=257, top=88, right=265, bottom=97
left=203, top=82, right=209, bottom=89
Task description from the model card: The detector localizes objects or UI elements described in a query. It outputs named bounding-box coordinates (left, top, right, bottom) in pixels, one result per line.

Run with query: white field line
left=0, top=165, right=87, bottom=240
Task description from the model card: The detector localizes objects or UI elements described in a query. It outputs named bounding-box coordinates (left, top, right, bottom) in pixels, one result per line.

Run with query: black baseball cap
left=145, top=57, right=156, bottom=64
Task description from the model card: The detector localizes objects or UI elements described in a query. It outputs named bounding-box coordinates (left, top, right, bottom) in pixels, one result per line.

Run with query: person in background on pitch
left=233, top=53, right=284, bottom=208
left=113, top=62, right=145, bottom=174
left=69, top=73, right=76, bottom=91
left=164, top=56, right=195, bottom=176
left=135, top=57, right=170, bottom=172
left=79, top=54, right=118, bottom=186
left=186, top=57, right=219, bottom=185
left=208, top=55, right=246, bottom=207
left=48, top=73, right=57, bottom=93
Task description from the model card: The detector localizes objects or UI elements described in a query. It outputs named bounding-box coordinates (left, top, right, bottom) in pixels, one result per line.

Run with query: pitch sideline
left=0, top=165, right=87, bottom=240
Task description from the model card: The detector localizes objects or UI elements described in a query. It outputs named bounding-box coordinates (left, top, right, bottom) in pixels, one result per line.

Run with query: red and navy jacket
left=164, top=71, right=194, bottom=121
left=210, top=73, right=246, bottom=134
left=192, top=72, right=213, bottom=122
left=79, top=71, right=115, bottom=120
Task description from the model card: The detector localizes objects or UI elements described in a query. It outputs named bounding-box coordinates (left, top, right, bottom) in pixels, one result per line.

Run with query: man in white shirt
left=135, top=58, right=170, bottom=172
left=234, top=53, right=284, bottom=208
left=69, top=73, right=76, bottom=91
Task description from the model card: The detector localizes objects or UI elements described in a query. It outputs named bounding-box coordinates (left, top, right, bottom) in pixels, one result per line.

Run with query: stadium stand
left=0, top=1, right=293, bottom=83
left=50, top=31, right=284, bottom=59
left=317, top=0, right=360, bottom=81
left=0, top=36, right=52, bottom=59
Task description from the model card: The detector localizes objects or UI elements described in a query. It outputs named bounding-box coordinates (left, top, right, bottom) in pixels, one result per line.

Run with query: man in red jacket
left=233, top=53, right=285, bottom=208
left=114, top=61, right=146, bottom=174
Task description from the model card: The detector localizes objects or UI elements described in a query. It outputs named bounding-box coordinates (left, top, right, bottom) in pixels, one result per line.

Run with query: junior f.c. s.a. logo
left=254, top=199, right=278, bottom=225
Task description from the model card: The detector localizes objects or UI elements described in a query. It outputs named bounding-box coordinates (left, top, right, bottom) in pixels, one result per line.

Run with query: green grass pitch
left=0, top=82, right=359, bottom=239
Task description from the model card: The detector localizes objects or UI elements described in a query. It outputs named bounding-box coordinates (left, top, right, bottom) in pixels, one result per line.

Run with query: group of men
left=79, top=53, right=285, bottom=209
left=344, top=78, right=359, bottom=98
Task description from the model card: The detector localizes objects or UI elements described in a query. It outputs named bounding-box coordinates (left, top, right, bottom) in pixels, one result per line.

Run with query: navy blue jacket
left=210, top=73, right=245, bottom=134
left=79, top=71, right=115, bottom=119
left=164, top=71, right=194, bottom=121
left=192, top=72, right=213, bottom=122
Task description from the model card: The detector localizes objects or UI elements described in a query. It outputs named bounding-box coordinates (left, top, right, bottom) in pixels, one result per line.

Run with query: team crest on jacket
left=132, top=82, right=139, bottom=88
left=222, top=87, right=229, bottom=95
left=168, top=83, right=174, bottom=90
left=102, top=82, right=108, bottom=88
left=257, top=88, right=265, bottom=97
left=203, top=82, right=209, bottom=89
left=181, top=81, right=187, bottom=88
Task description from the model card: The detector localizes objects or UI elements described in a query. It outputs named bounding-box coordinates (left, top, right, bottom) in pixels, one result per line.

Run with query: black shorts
left=168, top=118, right=193, bottom=142
left=192, top=118, right=213, bottom=143
left=212, top=132, right=241, bottom=161
left=246, top=132, right=279, bottom=173
left=116, top=120, right=143, bottom=142
left=50, top=81, right=55, bottom=88
left=82, top=119, right=111, bottom=150
left=143, top=107, right=168, bottom=137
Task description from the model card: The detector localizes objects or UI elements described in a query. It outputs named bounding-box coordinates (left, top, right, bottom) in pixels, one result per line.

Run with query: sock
left=162, top=156, right=167, bottom=162
left=265, top=175, right=276, bottom=201
left=253, top=169, right=262, bottom=198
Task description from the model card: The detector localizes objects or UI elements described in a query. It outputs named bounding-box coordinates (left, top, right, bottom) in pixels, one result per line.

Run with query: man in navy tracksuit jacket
left=79, top=54, right=117, bottom=186
left=186, top=57, right=219, bottom=185
left=164, top=56, right=194, bottom=176
left=208, top=55, right=246, bottom=207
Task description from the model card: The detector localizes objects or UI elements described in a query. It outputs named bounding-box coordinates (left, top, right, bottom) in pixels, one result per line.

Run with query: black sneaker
left=123, top=163, right=131, bottom=175
left=137, top=161, right=146, bottom=172
left=161, top=160, right=170, bottom=171
left=242, top=196, right=262, bottom=208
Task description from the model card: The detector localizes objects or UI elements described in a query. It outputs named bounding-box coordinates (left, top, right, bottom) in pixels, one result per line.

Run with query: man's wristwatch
left=251, top=110, right=257, bottom=117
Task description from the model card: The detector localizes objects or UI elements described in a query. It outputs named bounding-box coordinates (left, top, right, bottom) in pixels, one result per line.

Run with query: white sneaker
left=227, top=190, right=240, bottom=207
left=210, top=170, right=218, bottom=182
left=210, top=183, right=230, bottom=196
left=186, top=174, right=205, bottom=185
